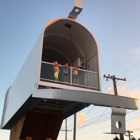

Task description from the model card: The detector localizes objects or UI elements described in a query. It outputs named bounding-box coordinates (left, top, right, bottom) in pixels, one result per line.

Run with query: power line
left=76, top=125, right=110, bottom=136
left=107, top=47, right=140, bottom=73
left=103, top=79, right=111, bottom=93
left=77, top=117, right=110, bottom=129
left=59, top=109, right=140, bottom=140
left=117, top=80, right=126, bottom=94
left=76, top=108, right=110, bottom=131
left=59, top=106, right=95, bottom=137
left=60, top=111, right=140, bottom=139
left=73, top=135, right=113, bottom=139
left=76, top=112, right=140, bottom=136
left=121, top=74, right=140, bottom=85
left=76, top=106, right=95, bottom=123
left=68, top=109, right=136, bottom=134
left=120, top=82, right=140, bottom=95
left=75, top=107, right=137, bottom=134
left=77, top=112, right=111, bottom=125
left=117, top=61, right=140, bottom=77
left=69, top=106, right=95, bottom=127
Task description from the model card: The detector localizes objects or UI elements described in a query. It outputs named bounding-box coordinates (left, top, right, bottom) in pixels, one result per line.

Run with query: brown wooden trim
left=10, top=115, right=26, bottom=140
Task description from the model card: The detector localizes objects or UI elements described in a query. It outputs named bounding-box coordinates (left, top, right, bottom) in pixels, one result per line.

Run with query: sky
left=0, top=0, right=140, bottom=140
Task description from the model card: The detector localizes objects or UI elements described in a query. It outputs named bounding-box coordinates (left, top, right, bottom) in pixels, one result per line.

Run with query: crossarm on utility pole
left=125, top=130, right=133, bottom=140
left=103, top=74, right=126, bottom=95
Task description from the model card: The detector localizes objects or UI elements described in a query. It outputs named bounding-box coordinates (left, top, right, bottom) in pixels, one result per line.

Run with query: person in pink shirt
left=73, top=66, right=79, bottom=84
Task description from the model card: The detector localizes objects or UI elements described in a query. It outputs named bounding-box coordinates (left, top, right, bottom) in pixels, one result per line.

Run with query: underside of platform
left=2, top=88, right=138, bottom=131
left=2, top=94, right=89, bottom=130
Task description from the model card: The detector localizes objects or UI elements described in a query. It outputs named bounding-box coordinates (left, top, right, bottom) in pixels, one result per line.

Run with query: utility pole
left=103, top=75, right=126, bottom=95
left=61, top=119, right=71, bottom=140
left=126, top=130, right=133, bottom=140
left=103, top=74, right=126, bottom=140
left=73, top=114, right=76, bottom=140
left=65, top=118, right=67, bottom=140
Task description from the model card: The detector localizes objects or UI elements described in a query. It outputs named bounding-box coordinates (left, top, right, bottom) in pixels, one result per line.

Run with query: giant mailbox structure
left=1, top=1, right=139, bottom=140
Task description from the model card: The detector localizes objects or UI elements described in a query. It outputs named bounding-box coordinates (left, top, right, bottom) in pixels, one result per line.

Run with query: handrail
left=40, top=61, right=99, bottom=90
left=41, top=61, right=98, bottom=74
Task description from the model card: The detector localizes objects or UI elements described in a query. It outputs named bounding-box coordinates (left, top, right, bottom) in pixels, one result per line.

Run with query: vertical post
left=73, top=114, right=76, bottom=140
left=120, top=133, right=124, bottom=140
left=128, top=134, right=131, bottom=140
left=112, top=75, right=118, bottom=95
left=70, top=67, right=73, bottom=85
left=65, top=119, right=67, bottom=140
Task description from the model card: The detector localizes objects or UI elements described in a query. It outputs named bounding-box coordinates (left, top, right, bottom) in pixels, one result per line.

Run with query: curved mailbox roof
left=43, top=18, right=99, bottom=70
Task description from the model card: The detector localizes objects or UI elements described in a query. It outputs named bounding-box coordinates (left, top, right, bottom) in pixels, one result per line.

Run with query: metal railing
left=40, top=61, right=99, bottom=90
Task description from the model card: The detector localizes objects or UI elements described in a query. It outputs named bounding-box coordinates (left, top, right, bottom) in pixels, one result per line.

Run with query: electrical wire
left=122, top=74, right=140, bottom=86
left=120, top=82, right=140, bottom=95
left=76, top=108, right=109, bottom=131
left=103, top=80, right=111, bottom=93
left=59, top=108, right=140, bottom=139
left=76, top=109, right=135, bottom=131
left=59, top=106, right=95, bottom=137
left=68, top=106, right=95, bottom=127
left=74, top=111, right=139, bottom=135
left=107, top=47, right=140, bottom=73
left=117, top=80, right=125, bottom=94
left=117, top=61, right=140, bottom=77
left=77, top=106, right=95, bottom=123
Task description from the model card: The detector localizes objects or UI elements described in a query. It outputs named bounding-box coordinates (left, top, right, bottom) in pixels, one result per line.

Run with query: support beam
left=33, top=89, right=139, bottom=110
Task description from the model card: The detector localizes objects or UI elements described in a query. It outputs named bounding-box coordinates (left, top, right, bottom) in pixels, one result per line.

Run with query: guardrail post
left=70, top=67, right=73, bottom=85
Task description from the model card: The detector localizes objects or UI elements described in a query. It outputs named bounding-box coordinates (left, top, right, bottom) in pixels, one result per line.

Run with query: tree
left=113, top=136, right=120, bottom=140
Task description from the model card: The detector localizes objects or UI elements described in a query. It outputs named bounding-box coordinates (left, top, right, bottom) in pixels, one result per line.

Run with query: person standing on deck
left=73, top=66, right=79, bottom=84
left=63, top=63, right=69, bottom=83
left=53, top=61, right=60, bottom=81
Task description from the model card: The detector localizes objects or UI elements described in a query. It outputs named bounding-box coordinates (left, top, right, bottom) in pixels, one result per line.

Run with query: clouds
left=77, top=112, right=88, bottom=127
left=127, top=117, right=140, bottom=130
